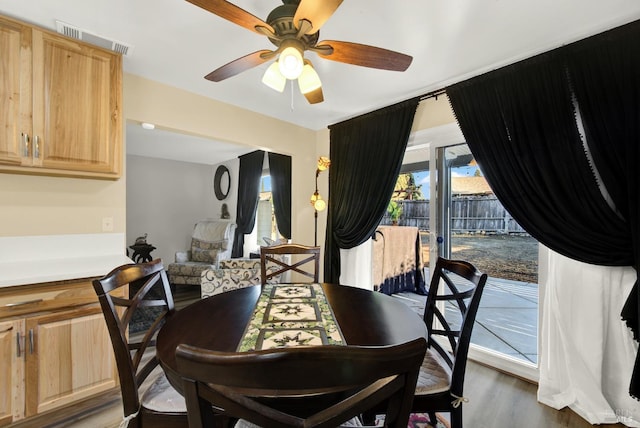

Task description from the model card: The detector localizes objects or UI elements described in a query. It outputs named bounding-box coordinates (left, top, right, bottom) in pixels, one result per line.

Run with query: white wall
left=126, top=151, right=263, bottom=264
left=0, top=171, right=126, bottom=237
left=126, top=155, right=223, bottom=264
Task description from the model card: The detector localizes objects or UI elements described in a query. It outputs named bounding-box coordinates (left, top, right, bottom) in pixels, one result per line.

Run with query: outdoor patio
left=395, top=274, right=539, bottom=364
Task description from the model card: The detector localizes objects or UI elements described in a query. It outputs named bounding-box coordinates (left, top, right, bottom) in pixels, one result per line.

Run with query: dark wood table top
left=157, top=283, right=427, bottom=392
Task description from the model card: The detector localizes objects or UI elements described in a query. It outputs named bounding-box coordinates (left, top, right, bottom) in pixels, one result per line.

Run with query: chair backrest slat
left=175, top=338, right=427, bottom=428
left=260, top=243, right=320, bottom=284
left=92, top=259, right=177, bottom=421
left=423, top=257, right=487, bottom=396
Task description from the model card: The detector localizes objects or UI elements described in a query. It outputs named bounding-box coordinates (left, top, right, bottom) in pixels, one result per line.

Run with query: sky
left=260, top=165, right=480, bottom=198
left=413, top=165, right=480, bottom=199
left=261, top=175, right=272, bottom=192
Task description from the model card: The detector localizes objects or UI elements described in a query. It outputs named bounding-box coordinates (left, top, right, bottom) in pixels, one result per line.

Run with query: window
left=253, top=174, right=282, bottom=249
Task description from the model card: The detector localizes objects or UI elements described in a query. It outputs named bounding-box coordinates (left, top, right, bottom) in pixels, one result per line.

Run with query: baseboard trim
left=9, top=389, right=120, bottom=428
left=469, top=345, right=539, bottom=383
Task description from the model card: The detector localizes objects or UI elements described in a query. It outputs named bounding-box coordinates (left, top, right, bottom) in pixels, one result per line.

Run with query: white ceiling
left=3, top=0, right=639, bottom=163
left=125, top=124, right=254, bottom=165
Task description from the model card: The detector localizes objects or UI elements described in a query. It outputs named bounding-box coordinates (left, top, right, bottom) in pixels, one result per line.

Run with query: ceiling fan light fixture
left=194, top=0, right=414, bottom=105
left=262, top=61, right=286, bottom=92
left=302, top=86, right=324, bottom=104
left=278, top=44, right=304, bottom=79
left=298, top=61, right=322, bottom=94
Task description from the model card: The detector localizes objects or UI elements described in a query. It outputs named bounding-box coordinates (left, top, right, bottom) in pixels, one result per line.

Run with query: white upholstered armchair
left=167, top=220, right=236, bottom=287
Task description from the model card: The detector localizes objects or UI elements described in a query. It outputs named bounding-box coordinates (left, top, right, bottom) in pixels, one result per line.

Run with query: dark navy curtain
left=232, top=150, right=265, bottom=258
left=567, top=22, right=640, bottom=396
left=447, top=19, right=640, bottom=397
left=324, top=98, right=419, bottom=284
left=268, top=152, right=292, bottom=239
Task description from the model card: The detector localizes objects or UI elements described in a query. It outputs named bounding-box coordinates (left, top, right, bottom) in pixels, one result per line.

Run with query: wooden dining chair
left=92, top=259, right=188, bottom=428
left=260, top=243, right=320, bottom=284
left=175, top=337, right=427, bottom=428
left=413, top=257, right=488, bottom=428
left=364, top=257, right=486, bottom=428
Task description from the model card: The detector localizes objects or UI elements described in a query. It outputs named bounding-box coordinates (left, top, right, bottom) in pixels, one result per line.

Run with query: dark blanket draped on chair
left=267, top=152, right=292, bottom=240
left=447, top=20, right=640, bottom=397
left=232, top=150, right=264, bottom=258
left=324, top=98, right=419, bottom=284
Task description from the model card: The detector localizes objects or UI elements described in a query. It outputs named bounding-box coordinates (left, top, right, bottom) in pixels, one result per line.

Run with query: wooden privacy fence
left=381, top=196, right=528, bottom=234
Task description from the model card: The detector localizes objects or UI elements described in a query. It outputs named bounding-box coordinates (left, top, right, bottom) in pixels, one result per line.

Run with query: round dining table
left=156, top=283, right=428, bottom=393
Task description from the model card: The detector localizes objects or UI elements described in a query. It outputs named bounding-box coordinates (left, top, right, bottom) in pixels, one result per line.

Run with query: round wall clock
left=214, top=165, right=230, bottom=200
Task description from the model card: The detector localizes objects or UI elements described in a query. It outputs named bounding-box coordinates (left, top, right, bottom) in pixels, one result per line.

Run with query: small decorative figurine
left=221, top=203, right=230, bottom=219
left=134, top=233, right=148, bottom=245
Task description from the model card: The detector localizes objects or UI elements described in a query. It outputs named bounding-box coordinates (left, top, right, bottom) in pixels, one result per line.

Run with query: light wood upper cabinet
left=0, top=14, right=122, bottom=179
left=32, top=30, right=122, bottom=176
left=0, top=18, right=32, bottom=167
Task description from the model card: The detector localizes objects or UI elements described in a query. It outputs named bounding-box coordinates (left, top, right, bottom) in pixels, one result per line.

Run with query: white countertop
left=0, top=233, right=133, bottom=287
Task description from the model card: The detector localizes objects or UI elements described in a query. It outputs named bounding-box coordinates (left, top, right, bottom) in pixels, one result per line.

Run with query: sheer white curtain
left=538, top=249, right=640, bottom=426
left=339, top=239, right=373, bottom=290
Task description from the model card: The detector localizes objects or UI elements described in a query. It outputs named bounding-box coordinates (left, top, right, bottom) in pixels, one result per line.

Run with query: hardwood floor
left=462, top=361, right=625, bottom=428
left=50, top=359, right=625, bottom=428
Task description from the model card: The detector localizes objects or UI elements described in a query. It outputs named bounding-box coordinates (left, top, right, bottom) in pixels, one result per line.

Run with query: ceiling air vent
left=55, top=20, right=134, bottom=57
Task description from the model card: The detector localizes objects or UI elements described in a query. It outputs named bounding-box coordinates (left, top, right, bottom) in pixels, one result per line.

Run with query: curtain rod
left=330, top=88, right=448, bottom=129
left=419, top=88, right=447, bottom=101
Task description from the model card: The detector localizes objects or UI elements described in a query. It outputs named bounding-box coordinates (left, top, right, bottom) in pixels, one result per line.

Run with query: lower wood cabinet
left=0, top=319, right=25, bottom=426
left=0, top=278, right=121, bottom=426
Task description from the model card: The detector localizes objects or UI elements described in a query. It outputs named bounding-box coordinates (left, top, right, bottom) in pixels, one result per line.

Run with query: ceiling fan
left=186, top=0, right=413, bottom=104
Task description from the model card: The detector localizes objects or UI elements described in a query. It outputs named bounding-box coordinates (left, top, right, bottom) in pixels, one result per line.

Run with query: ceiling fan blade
left=314, top=40, right=412, bottom=71
left=293, top=0, right=343, bottom=34
left=205, top=50, right=274, bottom=82
left=186, top=0, right=274, bottom=35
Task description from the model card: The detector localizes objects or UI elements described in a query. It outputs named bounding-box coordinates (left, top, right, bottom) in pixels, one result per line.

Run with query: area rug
left=129, top=283, right=200, bottom=334
left=407, top=413, right=451, bottom=428
left=369, top=413, right=450, bottom=428
left=240, top=414, right=450, bottom=428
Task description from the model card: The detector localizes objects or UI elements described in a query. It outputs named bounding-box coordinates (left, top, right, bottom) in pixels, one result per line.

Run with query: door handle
left=29, top=329, right=34, bottom=354
left=21, top=133, right=30, bottom=157
left=16, top=332, right=24, bottom=358
left=33, top=135, right=40, bottom=159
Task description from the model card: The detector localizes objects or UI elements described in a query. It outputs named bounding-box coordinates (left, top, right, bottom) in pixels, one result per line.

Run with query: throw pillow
left=191, top=238, right=228, bottom=251
left=191, top=247, right=219, bottom=263
left=191, top=238, right=227, bottom=263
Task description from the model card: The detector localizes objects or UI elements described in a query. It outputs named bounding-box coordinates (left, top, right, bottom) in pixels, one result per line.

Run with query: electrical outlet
left=102, top=217, right=114, bottom=232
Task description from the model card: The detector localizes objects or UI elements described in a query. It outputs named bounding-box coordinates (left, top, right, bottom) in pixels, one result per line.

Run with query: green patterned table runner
left=237, top=283, right=345, bottom=351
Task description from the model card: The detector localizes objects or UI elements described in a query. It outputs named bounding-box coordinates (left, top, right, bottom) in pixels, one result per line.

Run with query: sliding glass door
left=426, top=141, right=540, bottom=379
